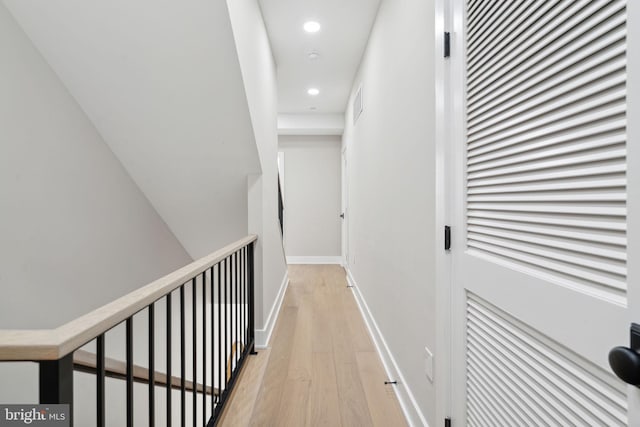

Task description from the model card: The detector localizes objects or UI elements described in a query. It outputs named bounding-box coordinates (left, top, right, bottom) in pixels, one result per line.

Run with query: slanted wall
left=5, top=0, right=263, bottom=259
left=0, top=1, right=191, bottom=405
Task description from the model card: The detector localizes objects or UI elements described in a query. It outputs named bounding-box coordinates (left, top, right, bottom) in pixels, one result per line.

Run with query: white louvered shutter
left=466, top=0, right=627, bottom=304
left=458, top=0, right=630, bottom=425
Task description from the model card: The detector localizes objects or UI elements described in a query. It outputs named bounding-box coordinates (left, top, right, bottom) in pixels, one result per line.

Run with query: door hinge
left=445, top=417, right=452, bottom=427
left=444, top=32, right=451, bottom=58
left=444, top=225, right=451, bottom=251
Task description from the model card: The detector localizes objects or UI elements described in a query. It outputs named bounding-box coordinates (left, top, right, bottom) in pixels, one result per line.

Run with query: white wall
left=4, top=0, right=263, bottom=259
left=0, top=0, right=192, bottom=411
left=342, top=0, right=436, bottom=424
left=226, top=0, right=288, bottom=339
left=279, top=136, right=342, bottom=259
left=278, top=113, right=345, bottom=136
left=0, top=2, right=191, bottom=330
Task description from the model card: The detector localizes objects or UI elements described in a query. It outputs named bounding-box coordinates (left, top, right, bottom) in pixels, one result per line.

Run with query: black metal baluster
left=166, top=293, right=172, bottom=426
left=97, top=334, right=105, bottom=427
left=180, top=285, right=186, bottom=427
left=224, top=257, right=228, bottom=389
left=229, top=254, right=238, bottom=380
left=210, top=266, right=215, bottom=416
left=242, top=247, right=246, bottom=346
left=239, top=248, right=243, bottom=354
left=126, top=318, right=134, bottom=427
left=39, top=355, right=73, bottom=426
left=149, top=304, right=155, bottom=426
left=249, top=242, right=256, bottom=354
left=217, top=262, right=222, bottom=415
left=202, top=271, right=207, bottom=425
left=231, top=252, right=236, bottom=374
left=245, top=247, right=248, bottom=346
left=192, top=277, right=197, bottom=427
left=235, top=251, right=239, bottom=367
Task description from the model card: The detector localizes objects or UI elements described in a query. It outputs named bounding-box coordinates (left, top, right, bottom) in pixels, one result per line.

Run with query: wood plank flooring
left=219, top=265, right=407, bottom=427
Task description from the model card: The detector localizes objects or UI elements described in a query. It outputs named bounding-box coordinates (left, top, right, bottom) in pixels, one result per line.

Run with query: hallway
left=219, top=265, right=407, bottom=426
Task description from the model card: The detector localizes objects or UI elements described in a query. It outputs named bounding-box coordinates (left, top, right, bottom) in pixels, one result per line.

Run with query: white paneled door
left=449, top=0, right=640, bottom=425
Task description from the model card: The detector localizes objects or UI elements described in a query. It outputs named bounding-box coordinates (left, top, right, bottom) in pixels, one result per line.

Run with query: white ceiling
left=258, top=0, right=381, bottom=114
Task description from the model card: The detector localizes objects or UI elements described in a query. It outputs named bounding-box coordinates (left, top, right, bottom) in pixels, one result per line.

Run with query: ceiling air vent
left=353, top=85, right=363, bottom=125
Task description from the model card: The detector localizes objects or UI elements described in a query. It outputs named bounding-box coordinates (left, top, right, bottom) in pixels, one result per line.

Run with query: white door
left=449, top=0, right=640, bottom=425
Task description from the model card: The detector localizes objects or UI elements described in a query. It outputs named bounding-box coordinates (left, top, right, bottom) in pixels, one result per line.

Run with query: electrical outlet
left=424, top=346, right=434, bottom=382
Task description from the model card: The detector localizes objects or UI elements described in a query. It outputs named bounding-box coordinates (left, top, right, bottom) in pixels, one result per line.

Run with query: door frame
left=447, top=0, right=468, bottom=421
left=434, top=0, right=454, bottom=424
left=341, top=144, right=349, bottom=267
left=627, top=0, right=640, bottom=422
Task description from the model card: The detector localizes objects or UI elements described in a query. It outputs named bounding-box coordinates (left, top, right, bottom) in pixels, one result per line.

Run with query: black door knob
left=609, top=346, right=640, bottom=386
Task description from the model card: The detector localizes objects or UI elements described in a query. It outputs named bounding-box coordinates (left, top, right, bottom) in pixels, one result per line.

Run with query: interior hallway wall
left=342, top=0, right=437, bottom=423
left=278, top=135, right=342, bottom=260
left=227, top=0, right=288, bottom=339
left=0, top=1, right=191, bottom=406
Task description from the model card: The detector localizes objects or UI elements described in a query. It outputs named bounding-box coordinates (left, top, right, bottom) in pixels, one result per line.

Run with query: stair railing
left=0, top=235, right=257, bottom=427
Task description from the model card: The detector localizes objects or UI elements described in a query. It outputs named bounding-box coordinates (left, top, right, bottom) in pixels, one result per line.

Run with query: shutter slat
left=468, top=1, right=624, bottom=94
left=469, top=12, right=626, bottom=109
left=468, top=107, right=625, bottom=155
left=467, top=218, right=626, bottom=246
left=468, top=129, right=625, bottom=166
left=468, top=45, right=625, bottom=128
left=468, top=66, right=625, bottom=137
left=467, top=1, right=550, bottom=62
left=468, top=226, right=626, bottom=263
left=467, top=210, right=626, bottom=232
left=467, top=92, right=625, bottom=149
left=467, top=164, right=626, bottom=188
left=467, top=239, right=626, bottom=292
left=467, top=148, right=626, bottom=180
left=468, top=307, right=627, bottom=423
left=467, top=192, right=626, bottom=203
left=466, top=203, right=626, bottom=217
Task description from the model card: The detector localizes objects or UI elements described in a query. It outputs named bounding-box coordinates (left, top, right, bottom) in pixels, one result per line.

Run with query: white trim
left=341, top=146, right=349, bottom=270
left=434, top=0, right=453, bottom=423
left=255, top=272, right=289, bottom=349
left=286, top=256, right=343, bottom=265
left=346, top=268, right=429, bottom=427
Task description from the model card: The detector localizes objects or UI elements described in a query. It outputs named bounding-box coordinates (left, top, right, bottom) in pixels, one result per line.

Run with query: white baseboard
left=255, top=272, right=289, bottom=349
left=346, top=268, right=429, bottom=427
left=286, top=256, right=343, bottom=265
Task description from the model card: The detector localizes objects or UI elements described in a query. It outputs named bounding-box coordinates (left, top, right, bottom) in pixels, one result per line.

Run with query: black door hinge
left=444, top=32, right=451, bottom=58
left=445, top=417, right=452, bottom=427
left=444, top=226, right=451, bottom=251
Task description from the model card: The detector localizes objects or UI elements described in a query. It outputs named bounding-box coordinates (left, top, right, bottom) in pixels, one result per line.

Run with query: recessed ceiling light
left=304, top=21, right=321, bottom=33
left=307, top=88, right=320, bottom=96
left=309, top=107, right=317, bottom=111
left=308, top=51, right=320, bottom=61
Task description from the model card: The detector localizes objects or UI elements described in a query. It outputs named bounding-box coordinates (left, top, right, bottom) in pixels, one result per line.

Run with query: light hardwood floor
left=219, top=264, right=407, bottom=427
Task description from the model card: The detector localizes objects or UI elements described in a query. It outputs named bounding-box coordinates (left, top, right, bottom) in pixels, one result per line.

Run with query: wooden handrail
left=73, top=350, right=218, bottom=396
left=0, top=235, right=257, bottom=361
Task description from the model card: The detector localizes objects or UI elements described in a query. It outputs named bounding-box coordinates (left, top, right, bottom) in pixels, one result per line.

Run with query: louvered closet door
left=450, top=0, right=640, bottom=425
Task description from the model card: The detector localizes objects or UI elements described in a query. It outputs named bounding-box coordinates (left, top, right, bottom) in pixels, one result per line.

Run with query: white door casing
left=449, top=0, right=638, bottom=425
left=341, top=146, right=349, bottom=266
